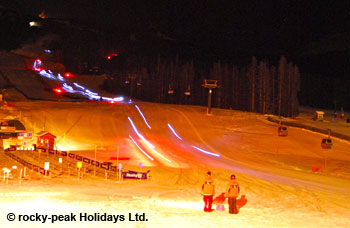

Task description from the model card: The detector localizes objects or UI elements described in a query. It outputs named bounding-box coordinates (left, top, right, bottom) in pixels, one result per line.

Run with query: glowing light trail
left=32, top=60, right=125, bottom=102
left=73, top=83, right=85, bottom=90
left=167, top=123, right=183, bottom=140
left=128, top=117, right=171, bottom=163
left=135, top=105, right=152, bottom=129
left=32, top=59, right=42, bottom=71
left=149, top=147, right=172, bottom=163
left=57, top=73, right=64, bottom=81
left=192, top=146, right=221, bottom=157
left=128, top=117, right=155, bottom=149
left=129, top=135, right=154, bottom=161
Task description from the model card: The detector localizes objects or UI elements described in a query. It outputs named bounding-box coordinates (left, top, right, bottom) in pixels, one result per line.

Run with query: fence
left=5, top=148, right=148, bottom=179
left=5, top=151, right=50, bottom=176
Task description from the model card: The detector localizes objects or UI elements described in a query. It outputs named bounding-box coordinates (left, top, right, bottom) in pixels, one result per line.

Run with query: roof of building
left=1, top=119, right=26, bottom=131
left=36, top=131, right=56, bottom=138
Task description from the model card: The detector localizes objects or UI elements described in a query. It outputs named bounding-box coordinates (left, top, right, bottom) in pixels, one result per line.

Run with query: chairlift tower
left=202, top=80, right=219, bottom=115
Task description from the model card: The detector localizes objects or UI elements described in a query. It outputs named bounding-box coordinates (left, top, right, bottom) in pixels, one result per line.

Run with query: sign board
left=44, top=162, right=49, bottom=171
left=122, top=170, right=147, bottom=179
left=118, top=163, right=122, bottom=170
left=96, top=146, right=115, bottom=151
left=77, top=161, right=82, bottom=169
left=58, top=158, right=62, bottom=163
left=110, top=157, right=130, bottom=160
left=17, top=132, right=33, bottom=139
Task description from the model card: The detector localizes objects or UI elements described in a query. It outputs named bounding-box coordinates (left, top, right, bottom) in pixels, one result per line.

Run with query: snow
left=1, top=101, right=350, bottom=228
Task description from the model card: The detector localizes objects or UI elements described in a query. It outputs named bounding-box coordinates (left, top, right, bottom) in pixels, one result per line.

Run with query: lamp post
left=207, top=88, right=213, bottom=115
left=202, top=80, right=218, bottom=115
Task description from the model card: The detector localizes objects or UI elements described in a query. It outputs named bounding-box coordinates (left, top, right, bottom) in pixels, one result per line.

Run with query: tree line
left=102, top=55, right=300, bottom=117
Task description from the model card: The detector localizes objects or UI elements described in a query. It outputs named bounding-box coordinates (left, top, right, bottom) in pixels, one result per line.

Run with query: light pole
left=208, top=88, right=213, bottom=114
left=202, top=80, right=218, bottom=115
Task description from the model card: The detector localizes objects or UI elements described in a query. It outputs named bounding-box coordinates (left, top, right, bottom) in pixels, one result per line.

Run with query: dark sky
left=3, top=0, right=350, bottom=65
left=2, top=0, right=350, bottom=109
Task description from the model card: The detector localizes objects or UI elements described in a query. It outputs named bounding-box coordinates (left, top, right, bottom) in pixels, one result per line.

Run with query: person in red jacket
left=201, top=171, right=215, bottom=212
left=225, top=174, right=240, bottom=214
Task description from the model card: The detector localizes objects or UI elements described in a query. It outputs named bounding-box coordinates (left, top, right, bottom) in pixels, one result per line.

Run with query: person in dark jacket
left=201, top=171, right=215, bottom=212
left=225, top=174, right=240, bottom=214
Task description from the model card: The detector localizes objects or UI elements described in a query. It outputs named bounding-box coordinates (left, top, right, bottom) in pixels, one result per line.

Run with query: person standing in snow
left=225, top=174, right=240, bottom=214
left=201, top=171, right=215, bottom=212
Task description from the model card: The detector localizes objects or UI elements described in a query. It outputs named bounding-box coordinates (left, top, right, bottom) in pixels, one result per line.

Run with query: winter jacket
left=202, top=180, right=215, bottom=196
left=225, top=179, right=239, bottom=198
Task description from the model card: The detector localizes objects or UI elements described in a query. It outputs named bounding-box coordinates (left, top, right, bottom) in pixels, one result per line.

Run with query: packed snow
left=1, top=101, right=350, bottom=228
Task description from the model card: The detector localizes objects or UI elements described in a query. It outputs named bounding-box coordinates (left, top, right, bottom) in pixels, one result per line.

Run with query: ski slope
left=1, top=100, right=349, bottom=227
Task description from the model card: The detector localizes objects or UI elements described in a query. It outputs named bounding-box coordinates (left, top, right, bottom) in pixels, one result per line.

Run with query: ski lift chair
left=278, top=126, right=288, bottom=136
left=168, top=84, right=174, bottom=94
left=184, top=85, right=191, bottom=96
left=321, top=138, right=332, bottom=149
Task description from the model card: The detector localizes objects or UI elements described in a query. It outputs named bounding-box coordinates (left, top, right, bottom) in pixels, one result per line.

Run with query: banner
left=122, top=170, right=147, bottom=179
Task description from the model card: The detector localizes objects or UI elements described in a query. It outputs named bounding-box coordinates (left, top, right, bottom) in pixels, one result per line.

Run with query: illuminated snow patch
left=135, top=105, right=152, bottom=129
left=154, top=200, right=203, bottom=210
left=192, top=146, right=221, bottom=157
left=167, top=124, right=182, bottom=140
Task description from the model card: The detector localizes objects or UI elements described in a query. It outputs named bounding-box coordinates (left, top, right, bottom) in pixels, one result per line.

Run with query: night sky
left=2, top=0, right=350, bottom=109
left=4, top=0, right=350, bottom=60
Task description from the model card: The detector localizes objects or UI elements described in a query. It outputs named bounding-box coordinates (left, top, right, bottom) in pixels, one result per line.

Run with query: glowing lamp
left=29, top=21, right=38, bottom=27
left=107, top=54, right=117, bottom=60
left=44, top=162, right=50, bottom=171
left=53, top=88, right=64, bottom=94
left=64, top=72, right=72, bottom=77
left=2, top=168, right=10, bottom=173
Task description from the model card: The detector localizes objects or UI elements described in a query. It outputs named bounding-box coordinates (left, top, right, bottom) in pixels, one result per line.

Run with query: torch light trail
left=149, top=147, right=172, bottom=163
left=32, top=60, right=124, bottom=102
left=135, top=105, right=152, bottom=129
left=192, top=146, right=221, bottom=157
left=128, top=117, right=155, bottom=149
left=167, top=123, right=183, bottom=141
left=128, top=117, right=171, bottom=163
left=129, top=135, right=154, bottom=161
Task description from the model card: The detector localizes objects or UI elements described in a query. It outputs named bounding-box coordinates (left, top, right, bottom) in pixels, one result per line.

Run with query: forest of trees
left=102, top=55, right=300, bottom=117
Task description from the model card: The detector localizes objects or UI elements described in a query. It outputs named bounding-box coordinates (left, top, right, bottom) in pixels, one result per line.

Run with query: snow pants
left=203, top=195, right=213, bottom=211
left=228, top=197, right=238, bottom=214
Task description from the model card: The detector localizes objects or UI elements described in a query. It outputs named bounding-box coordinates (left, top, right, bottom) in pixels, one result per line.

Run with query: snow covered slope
left=0, top=101, right=349, bottom=228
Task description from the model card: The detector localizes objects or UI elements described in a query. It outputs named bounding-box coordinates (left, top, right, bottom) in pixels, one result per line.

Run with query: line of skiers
left=201, top=171, right=240, bottom=214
